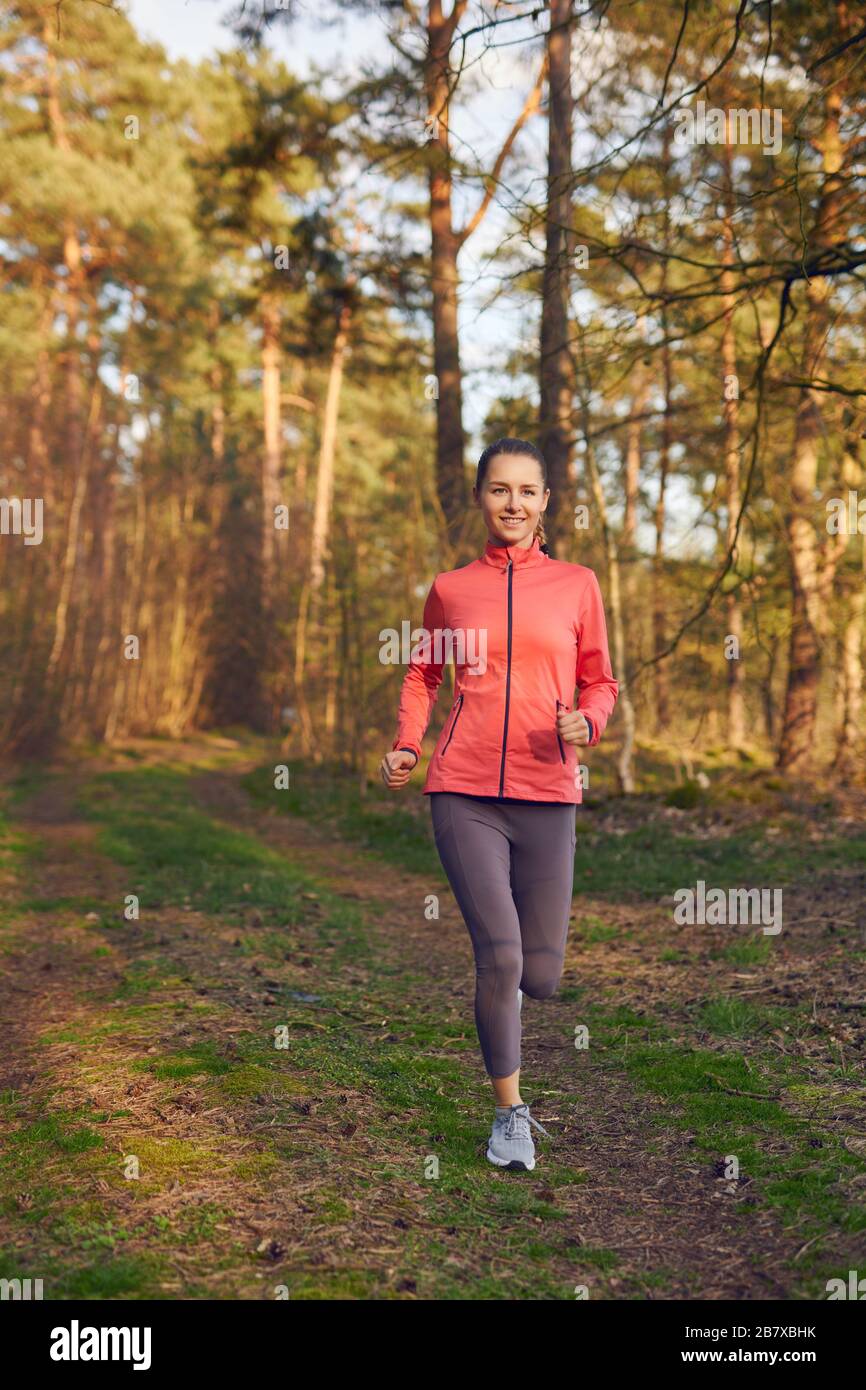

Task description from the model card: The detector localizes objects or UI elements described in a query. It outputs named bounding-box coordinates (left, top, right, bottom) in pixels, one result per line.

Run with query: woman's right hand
left=380, top=749, right=418, bottom=790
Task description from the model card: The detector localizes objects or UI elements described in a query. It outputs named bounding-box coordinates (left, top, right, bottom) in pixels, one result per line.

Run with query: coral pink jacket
left=391, top=537, right=619, bottom=804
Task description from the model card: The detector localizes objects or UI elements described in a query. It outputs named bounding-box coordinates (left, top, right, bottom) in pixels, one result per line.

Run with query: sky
left=128, top=0, right=230, bottom=60
left=128, top=0, right=379, bottom=76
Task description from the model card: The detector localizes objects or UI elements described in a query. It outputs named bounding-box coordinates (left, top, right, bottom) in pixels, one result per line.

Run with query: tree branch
left=455, top=53, right=547, bottom=249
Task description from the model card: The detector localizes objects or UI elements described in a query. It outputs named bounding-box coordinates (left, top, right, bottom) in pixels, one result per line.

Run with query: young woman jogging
left=379, top=438, right=618, bottom=1171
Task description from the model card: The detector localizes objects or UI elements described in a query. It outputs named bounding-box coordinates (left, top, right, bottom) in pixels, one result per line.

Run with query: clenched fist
left=556, top=705, right=591, bottom=747
left=380, top=748, right=418, bottom=790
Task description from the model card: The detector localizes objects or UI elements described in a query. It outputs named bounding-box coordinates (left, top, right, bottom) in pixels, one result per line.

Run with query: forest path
left=0, top=744, right=858, bottom=1300
left=191, top=766, right=805, bottom=1299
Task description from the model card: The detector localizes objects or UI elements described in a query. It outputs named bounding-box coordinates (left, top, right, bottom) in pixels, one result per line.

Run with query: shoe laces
left=503, top=1103, right=551, bottom=1140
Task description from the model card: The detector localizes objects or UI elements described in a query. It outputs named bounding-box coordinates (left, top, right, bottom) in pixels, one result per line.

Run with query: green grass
left=574, top=913, right=622, bottom=943
left=693, top=995, right=794, bottom=1039
left=15, top=895, right=109, bottom=915
left=571, top=822, right=866, bottom=898
left=241, top=758, right=866, bottom=901
left=2, top=765, right=614, bottom=1299
left=242, top=759, right=441, bottom=877
left=571, top=1000, right=866, bottom=1298
left=716, top=936, right=775, bottom=967
left=74, top=765, right=376, bottom=970
left=2, top=755, right=864, bottom=1301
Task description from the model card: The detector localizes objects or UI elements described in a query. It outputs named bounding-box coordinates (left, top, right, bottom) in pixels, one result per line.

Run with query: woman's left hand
left=556, top=706, right=591, bottom=746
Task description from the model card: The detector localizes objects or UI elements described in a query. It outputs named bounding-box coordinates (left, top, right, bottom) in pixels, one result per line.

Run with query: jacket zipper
left=441, top=692, right=465, bottom=756
left=555, top=699, right=566, bottom=763
left=498, top=555, right=514, bottom=796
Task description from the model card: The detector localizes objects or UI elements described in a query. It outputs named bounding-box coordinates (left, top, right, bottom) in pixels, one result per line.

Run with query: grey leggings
left=429, top=792, right=577, bottom=1078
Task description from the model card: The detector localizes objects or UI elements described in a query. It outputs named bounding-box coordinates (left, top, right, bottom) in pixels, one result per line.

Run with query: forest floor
left=1, top=733, right=865, bottom=1300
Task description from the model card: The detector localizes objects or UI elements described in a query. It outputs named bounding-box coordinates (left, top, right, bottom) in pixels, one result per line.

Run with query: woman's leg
left=429, top=794, right=524, bottom=1093
left=508, top=802, right=577, bottom=999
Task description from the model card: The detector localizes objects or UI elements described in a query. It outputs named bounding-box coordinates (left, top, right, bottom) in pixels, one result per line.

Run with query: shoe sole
left=486, top=1147, right=535, bottom=1171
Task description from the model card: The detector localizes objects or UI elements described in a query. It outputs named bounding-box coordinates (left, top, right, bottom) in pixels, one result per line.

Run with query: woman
left=379, top=437, right=618, bottom=1171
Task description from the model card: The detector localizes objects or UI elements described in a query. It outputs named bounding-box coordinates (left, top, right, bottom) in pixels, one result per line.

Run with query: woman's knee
left=520, top=967, right=563, bottom=1000
left=476, top=945, right=522, bottom=992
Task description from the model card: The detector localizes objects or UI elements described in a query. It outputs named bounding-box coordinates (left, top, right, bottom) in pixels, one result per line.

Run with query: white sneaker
left=487, top=1102, right=551, bottom=1171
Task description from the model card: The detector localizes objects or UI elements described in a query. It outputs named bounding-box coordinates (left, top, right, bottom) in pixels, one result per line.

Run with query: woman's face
left=474, top=454, right=549, bottom=549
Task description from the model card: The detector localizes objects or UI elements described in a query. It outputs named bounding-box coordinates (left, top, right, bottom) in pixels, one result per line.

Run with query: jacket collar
left=480, top=535, right=548, bottom=570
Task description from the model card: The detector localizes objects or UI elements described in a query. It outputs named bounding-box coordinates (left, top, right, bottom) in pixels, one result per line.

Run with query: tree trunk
left=576, top=327, right=634, bottom=790
left=778, top=82, right=846, bottom=769
left=105, top=468, right=147, bottom=744
left=833, top=422, right=865, bottom=775
left=622, top=334, right=650, bottom=627
left=538, top=0, right=575, bottom=557
left=160, top=488, right=196, bottom=736
left=46, top=382, right=101, bottom=682
left=720, top=129, right=745, bottom=751
left=426, top=1, right=469, bottom=553
left=652, top=315, right=672, bottom=733
left=261, top=293, right=281, bottom=615
left=26, top=291, right=53, bottom=493
left=294, top=296, right=352, bottom=754
left=43, top=10, right=88, bottom=715
left=309, top=298, right=351, bottom=593
left=834, top=555, right=865, bottom=776
left=623, top=358, right=649, bottom=559
left=586, top=438, right=635, bottom=793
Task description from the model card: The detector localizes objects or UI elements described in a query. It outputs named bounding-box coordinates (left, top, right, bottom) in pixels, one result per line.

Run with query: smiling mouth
left=500, top=516, right=526, bottom=525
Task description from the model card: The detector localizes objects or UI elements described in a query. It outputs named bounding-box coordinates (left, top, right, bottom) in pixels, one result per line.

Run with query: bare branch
left=455, top=53, right=547, bottom=249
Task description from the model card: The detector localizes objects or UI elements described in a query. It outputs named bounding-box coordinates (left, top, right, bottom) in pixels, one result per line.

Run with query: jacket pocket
left=441, top=693, right=465, bottom=757
left=555, top=699, right=566, bottom=763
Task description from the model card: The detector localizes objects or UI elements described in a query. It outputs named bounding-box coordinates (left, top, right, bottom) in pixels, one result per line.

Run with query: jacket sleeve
left=390, top=577, right=447, bottom=761
left=576, top=569, right=618, bottom=746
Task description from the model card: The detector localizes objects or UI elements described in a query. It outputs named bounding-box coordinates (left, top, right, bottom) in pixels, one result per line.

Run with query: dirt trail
left=0, top=757, right=827, bottom=1298
left=189, top=766, right=804, bottom=1299
left=1, top=772, right=435, bottom=1296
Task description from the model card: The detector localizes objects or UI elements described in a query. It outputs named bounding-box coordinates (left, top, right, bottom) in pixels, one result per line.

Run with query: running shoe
left=487, top=1102, right=550, bottom=1171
